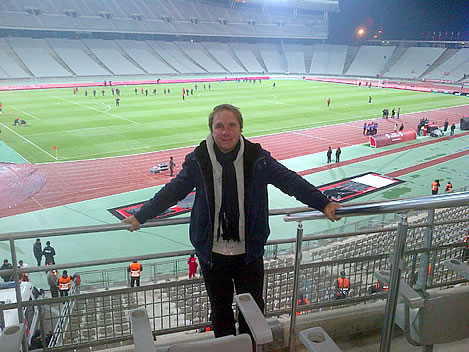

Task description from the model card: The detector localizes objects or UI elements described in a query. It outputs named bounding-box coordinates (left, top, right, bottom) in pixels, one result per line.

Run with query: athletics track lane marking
left=51, top=96, right=138, bottom=125
left=0, top=122, right=55, bottom=161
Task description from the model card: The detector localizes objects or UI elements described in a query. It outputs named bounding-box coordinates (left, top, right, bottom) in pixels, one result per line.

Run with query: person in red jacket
left=188, top=254, right=198, bottom=279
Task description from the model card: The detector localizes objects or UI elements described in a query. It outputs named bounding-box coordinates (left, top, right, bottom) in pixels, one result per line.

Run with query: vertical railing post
left=10, top=239, right=28, bottom=351
left=288, top=222, right=303, bottom=352
left=379, top=212, right=408, bottom=352
left=416, top=209, right=434, bottom=293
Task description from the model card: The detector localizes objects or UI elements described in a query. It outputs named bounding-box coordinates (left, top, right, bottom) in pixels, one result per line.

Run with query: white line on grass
left=8, top=105, right=40, bottom=120
left=27, top=124, right=126, bottom=136
left=51, top=96, right=137, bottom=125
left=0, top=123, right=56, bottom=161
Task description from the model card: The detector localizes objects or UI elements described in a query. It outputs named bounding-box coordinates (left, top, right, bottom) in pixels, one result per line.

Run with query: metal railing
left=0, top=192, right=468, bottom=351
left=284, top=191, right=469, bottom=352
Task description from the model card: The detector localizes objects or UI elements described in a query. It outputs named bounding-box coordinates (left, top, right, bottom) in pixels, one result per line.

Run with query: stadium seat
left=376, top=270, right=469, bottom=347
left=130, top=293, right=273, bottom=352
left=299, top=326, right=343, bottom=352
left=0, top=324, right=25, bottom=352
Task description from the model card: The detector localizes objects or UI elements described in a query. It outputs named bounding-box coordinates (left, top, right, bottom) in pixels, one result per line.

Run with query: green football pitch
left=0, top=80, right=466, bottom=163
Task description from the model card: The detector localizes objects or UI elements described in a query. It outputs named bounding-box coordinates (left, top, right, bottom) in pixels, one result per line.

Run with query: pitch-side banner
left=370, top=129, right=416, bottom=148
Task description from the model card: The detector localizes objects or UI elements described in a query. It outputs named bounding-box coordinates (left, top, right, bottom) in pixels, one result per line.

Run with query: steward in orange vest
left=296, top=293, right=310, bottom=315
left=335, top=271, right=350, bottom=299
left=58, top=270, right=72, bottom=297
left=431, top=180, right=440, bottom=195
left=128, top=260, right=143, bottom=287
left=462, top=234, right=469, bottom=262
left=445, top=181, right=453, bottom=192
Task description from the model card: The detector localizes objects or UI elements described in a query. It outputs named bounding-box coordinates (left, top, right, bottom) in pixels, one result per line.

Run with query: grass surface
left=0, top=79, right=466, bottom=163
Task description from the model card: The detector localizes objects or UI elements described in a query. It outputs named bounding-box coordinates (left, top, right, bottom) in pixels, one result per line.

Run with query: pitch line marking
left=8, top=105, right=40, bottom=120
left=290, top=131, right=355, bottom=146
left=0, top=123, right=56, bottom=161
left=51, top=96, right=137, bottom=125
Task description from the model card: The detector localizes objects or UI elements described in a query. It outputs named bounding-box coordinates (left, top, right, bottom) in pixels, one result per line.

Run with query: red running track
left=1, top=104, right=468, bottom=218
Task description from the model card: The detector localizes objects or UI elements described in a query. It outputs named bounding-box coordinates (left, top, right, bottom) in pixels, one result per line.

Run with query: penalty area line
left=0, top=123, right=56, bottom=161
left=8, top=105, right=41, bottom=120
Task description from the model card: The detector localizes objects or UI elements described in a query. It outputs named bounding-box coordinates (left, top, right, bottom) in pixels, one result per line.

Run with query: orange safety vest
left=337, top=277, right=350, bottom=289
left=59, top=275, right=71, bottom=291
left=432, top=181, right=438, bottom=192
left=445, top=183, right=452, bottom=192
left=464, top=235, right=469, bottom=248
left=377, top=281, right=388, bottom=292
left=296, top=298, right=310, bottom=316
left=129, top=262, right=141, bottom=278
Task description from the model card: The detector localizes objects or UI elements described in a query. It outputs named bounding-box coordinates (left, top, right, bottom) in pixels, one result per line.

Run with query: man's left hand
left=323, top=202, right=342, bottom=222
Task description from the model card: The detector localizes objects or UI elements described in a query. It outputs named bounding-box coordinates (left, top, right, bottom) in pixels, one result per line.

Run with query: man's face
left=211, top=109, right=241, bottom=153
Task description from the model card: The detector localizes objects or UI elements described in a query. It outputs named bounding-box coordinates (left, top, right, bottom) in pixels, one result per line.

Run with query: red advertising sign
left=370, top=129, right=416, bottom=148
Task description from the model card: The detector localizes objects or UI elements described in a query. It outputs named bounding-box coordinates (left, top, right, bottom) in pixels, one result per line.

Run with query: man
left=443, top=118, right=449, bottom=132
left=296, top=292, right=310, bottom=316
left=462, top=232, right=469, bottom=262
left=445, top=181, right=453, bottom=193
left=0, top=259, right=13, bottom=282
left=43, top=241, right=56, bottom=265
left=18, top=260, right=29, bottom=282
left=326, top=146, right=332, bottom=163
left=122, top=104, right=340, bottom=338
left=58, top=270, right=72, bottom=296
left=188, top=254, right=198, bottom=279
left=450, top=123, right=456, bottom=136
left=169, top=156, right=176, bottom=176
left=431, top=179, right=440, bottom=195
left=335, top=147, right=341, bottom=163
left=33, top=238, right=43, bottom=266
left=334, top=271, right=350, bottom=299
left=128, top=260, right=143, bottom=287
left=327, top=98, right=331, bottom=107
left=46, top=263, right=59, bottom=297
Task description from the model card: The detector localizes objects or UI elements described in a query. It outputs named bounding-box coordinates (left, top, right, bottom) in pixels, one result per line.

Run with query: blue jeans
left=200, top=253, right=264, bottom=337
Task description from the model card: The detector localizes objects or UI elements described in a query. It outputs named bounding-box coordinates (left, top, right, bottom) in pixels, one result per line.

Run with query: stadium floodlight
left=357, top=28, right=365, bottom=37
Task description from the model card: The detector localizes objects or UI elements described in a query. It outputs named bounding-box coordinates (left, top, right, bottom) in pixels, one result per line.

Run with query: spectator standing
left=33, top=238, right=42, bottom=266
left=188, top=254, right=198, bottom=279
left=450, top=123, right=456, bottom=136
left=47, top=266, right=58, bottom=297
left=58, top=270, right=72, bottom=297
left=128, top=260, right=142, bottom=287
left=169, top=157, right=176, bottom=176
left=326, top=147, right=332, bottom=163
left=122, top=104, right=341, bottom=338
left=43, top=241, right=56, bottom=265
left=445, top=181, right=453, bottom=192
left=335, top=147, right=341, bottom=163
left=334, top=271, right=350, bottom=299
left=0, top=259, right=13, bottom=282
left=444, top=119, right=449, bottom=132
left=431, top=179, right=440, bottom=195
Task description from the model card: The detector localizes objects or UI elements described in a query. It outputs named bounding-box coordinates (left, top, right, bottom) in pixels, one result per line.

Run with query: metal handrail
left=284, top=191, right=469, bottom=222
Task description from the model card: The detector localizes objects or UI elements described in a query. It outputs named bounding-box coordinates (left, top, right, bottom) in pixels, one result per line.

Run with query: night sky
left=328, top=0, right=469, bottom=43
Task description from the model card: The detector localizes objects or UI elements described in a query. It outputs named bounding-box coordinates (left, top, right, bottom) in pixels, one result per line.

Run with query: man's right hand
left=122, top=216, right=141, bottom=232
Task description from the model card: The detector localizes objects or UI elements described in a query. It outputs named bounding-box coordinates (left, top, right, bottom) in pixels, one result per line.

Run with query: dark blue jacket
left=135, top=137, right=330, bottom=265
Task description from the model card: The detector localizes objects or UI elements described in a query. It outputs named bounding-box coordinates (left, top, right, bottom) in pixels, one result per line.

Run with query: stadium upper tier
left=0, top=0, right=330, bottom=39
left=1, top=38, right=468, bottom=81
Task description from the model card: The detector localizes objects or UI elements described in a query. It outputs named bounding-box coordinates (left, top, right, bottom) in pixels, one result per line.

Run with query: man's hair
left=19, top=260, right=23, bottom=264
left=36, top=238, right=40, bottom=242
left=46, top=241, right=50, bottom=245
left=340, top=271, right=346, bottom=277
left=208, top=104, right=243, bottom=132
left=63, top=270, right=67, bottom=275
